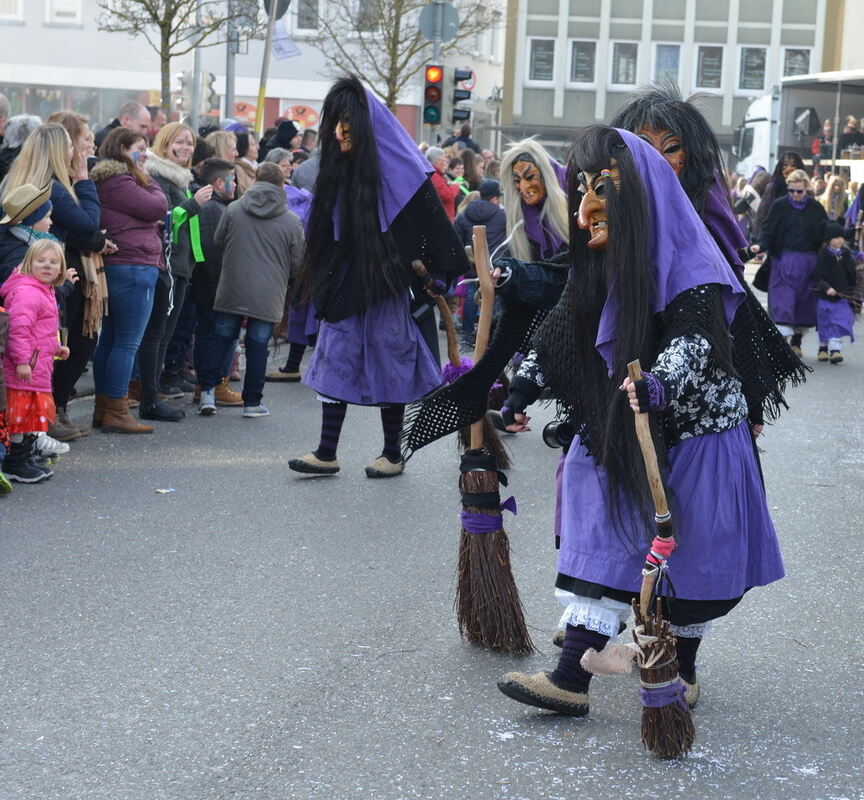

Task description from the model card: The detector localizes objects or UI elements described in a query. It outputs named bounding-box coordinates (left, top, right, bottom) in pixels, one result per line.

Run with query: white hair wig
left=500, top=138, right=569, bottom=262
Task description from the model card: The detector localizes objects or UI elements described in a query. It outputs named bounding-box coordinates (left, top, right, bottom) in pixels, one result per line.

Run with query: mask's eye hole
left=594, top=181, right=606, bottom=197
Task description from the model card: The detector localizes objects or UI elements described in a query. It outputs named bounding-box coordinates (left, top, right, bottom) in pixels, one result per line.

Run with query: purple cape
left=521, top=156, right=568, bottom=260
left=595, top=130, right=744, bottom=370
left=702, top=176, right=748, bottom=268
left=332, top=88, right=432, bottom=240
left=284, top=184, right=313, bottom=230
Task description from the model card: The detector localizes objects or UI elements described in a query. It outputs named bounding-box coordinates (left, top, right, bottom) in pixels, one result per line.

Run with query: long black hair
left=769, top=151, right=805, bottom=199
left=609, top=83, right=724, bottom=215
left=533, top=126, right=661, bottom=545
left=295, top=74, right=405, bottom=311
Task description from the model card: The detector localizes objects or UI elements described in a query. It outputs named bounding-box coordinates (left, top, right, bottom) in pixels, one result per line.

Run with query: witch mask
left=576, top=164, right=620, bottom=250
left=511, top=155, right=546, bottom=206
left=636, top=127, right=686, bottom=177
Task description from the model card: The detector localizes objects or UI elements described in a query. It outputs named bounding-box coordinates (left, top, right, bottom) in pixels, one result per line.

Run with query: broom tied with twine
left=453, top=227, right=533, bottom=655
left=626, top=359, right=695, bottom=759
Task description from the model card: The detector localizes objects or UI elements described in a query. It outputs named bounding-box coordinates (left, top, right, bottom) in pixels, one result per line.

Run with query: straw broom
left=627, top=359, right=695, bottom=759
left=453, top=227, right=533, bottom=655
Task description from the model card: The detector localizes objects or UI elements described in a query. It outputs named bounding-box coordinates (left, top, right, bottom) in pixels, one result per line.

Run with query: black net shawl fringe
left=401, top=303, right=545, bottom=460
left=401, top=253, right=569, bottom=460
left=314, top=178, right=468, bottom=322
left=732, top=282, right=810, bottom=426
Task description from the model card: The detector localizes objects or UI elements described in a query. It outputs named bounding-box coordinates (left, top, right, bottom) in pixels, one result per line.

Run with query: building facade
left=501, top=0, right=845, bottom=153
left=0, top=0, right=504, bottom=147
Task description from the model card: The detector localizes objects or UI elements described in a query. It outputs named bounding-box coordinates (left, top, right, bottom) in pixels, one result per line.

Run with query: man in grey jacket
left=198, top=162, right=304, bottom=417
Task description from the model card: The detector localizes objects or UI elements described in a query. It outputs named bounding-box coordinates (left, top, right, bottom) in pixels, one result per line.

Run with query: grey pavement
left=1, top=319, right=862, bottom=800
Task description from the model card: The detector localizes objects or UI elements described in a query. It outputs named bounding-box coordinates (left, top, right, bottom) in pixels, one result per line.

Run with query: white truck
left=733, top=69, right=864, bottom=181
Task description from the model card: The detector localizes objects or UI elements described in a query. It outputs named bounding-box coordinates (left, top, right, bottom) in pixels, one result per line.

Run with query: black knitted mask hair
left=296, top=74, right=405, bottom=310
left=609, top=83, right=725, bottom=215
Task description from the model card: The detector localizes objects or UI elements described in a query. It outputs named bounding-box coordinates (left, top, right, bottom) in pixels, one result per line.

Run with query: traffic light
left=423, top=64, right=443, bottom=125
left=203, top=72, right=218, bottom=113
left=177, top=71, right=194, bottom=113
left=451, top=68, right=473, bottom=124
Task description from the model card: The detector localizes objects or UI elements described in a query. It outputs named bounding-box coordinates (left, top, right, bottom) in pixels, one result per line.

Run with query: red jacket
left=430, top=169, right=460, bottom=222
left=1, top=271, right=61, bottom=393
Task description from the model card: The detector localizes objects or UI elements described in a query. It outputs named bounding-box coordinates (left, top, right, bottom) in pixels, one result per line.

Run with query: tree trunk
left=161, top=26, right=172, bottom=113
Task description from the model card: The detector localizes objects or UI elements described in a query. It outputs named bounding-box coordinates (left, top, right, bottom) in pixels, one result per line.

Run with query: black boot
left=139, top=399, right=186, bottom=422
left=25, top=434, right=54, bottom=478
left=2, top=438, right=50, bottom=483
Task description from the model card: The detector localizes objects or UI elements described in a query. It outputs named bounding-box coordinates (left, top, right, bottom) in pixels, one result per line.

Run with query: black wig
left=297, top=74, right=406, bottom=313
left=533, top=126, right=662, bottom=546
left=609, top=83, right=724, bottom=215
left=768, top=151, right=805, bottom=198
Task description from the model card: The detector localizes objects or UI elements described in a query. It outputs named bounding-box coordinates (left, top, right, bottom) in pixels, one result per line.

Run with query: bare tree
left=96, top=0, right=263, bottom=111
left=310, top=0, right=503, bottom=111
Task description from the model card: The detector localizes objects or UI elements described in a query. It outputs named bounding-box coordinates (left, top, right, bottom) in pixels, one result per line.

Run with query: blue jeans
left=92, top=264, right=159, bottom=398
left=198, top=312, right=273, bottom=406
left=193, top=304, right=237, bottom=382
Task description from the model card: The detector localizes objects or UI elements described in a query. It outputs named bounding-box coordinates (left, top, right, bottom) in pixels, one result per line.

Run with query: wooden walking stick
left=411, top=260, right=511, bottom=469
left=626, top=359, right=695, bottom=759
left=453, top=227, right=532, bottom=655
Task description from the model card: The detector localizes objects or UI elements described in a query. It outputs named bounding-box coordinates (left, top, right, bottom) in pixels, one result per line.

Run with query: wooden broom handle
left=470, top=225, right=495, bottom=450
left=626, top=360, right=669, bottom=518
left=411, top=260, right=460, bottom=367
left=627, top=359, right=671, bottom=620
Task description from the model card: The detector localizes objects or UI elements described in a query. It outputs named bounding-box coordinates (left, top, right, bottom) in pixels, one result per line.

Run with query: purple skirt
left=768, top=251, right=818, bottom=327
left=303, top=291, right=442, bottom=405
left=287, top=300, right=318, bottom=346
left=557, top=422, right=784, bottom=601
left=816, top=298, right=856, bottom=342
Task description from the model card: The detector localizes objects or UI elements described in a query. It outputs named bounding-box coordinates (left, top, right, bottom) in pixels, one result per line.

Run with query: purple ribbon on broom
left=461, top=496, right=518, bottom=533
left=639, top=680, right=689, bottom=714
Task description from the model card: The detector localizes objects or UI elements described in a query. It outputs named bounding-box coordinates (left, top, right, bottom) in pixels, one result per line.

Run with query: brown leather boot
left=92, top=393, right=107, bottom=428
left=127, top=379, right=141, bottom=408
left=215, top=377, right=243, bottom=406
left=102, top=396, right=154, bottom=434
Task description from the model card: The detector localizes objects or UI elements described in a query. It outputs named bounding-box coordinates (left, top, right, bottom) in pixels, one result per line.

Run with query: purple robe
left=557, top=130, right=782, bottom=604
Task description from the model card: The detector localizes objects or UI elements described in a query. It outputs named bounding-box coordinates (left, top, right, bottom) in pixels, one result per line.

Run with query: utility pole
left=225, top=1, right=238, bottom=121
left=190, top=0, right=203, bottom=130
left=255, top=3, right=279, bottom=135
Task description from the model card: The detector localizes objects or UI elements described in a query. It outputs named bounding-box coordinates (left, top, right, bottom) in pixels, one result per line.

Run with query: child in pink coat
left=1, top=240, right=70, bottom=483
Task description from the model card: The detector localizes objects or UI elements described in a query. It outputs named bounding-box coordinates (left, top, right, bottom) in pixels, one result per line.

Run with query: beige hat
left=0, top=182, right=53, bottom=225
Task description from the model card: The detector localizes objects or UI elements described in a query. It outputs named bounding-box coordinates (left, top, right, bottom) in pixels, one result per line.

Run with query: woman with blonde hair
left=204, top=130, right=238, bottom=162
left=753, top=168, right=828, bottom=356
left=819, top=174, right=848, bottom=221
left=1, top=123, right=100, bottom=245
left=499, top=138, right=569, bottom=261
left=136, top=121, right=223, bottom=421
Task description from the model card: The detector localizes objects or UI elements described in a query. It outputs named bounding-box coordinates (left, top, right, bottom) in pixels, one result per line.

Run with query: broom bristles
left=456, top=468, right=533, bottom=655
left=632, top=598, right=695, bottom=759
left=455, top=526, right=533, bottom=655
left=639, top=661, right=696, bottom=759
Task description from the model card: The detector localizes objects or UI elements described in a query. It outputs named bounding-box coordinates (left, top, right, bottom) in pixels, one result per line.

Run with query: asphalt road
left=1, top=321, right=862, bottom=800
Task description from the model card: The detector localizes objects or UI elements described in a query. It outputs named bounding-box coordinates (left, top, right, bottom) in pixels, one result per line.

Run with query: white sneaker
left=198, top=389, right=216, bottom=416
left=35, top=432, right=71, bottom=455
left=242, top=404, right=270, bottom=418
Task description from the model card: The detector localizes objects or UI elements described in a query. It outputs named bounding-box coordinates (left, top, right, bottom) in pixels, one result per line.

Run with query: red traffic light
left=425, top=65, right=443, bottom=83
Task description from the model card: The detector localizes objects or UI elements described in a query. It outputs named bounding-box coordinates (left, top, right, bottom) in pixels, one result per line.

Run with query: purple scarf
left=702, top=176, right=748, bottom=268
left=521, top=156, right=568, bottom=260
left=331, top=88, right=432, bottom=241
left=595, top=130, right=744, bottom=371
left=787, top=193, right=808, bottom=211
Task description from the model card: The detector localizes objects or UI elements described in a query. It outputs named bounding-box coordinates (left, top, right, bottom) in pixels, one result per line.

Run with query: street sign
left=460, top=70, right=477, bottom=91
left=262, top=0, right=290, bottom=19
left=418, top=2, right=459, bottom=43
